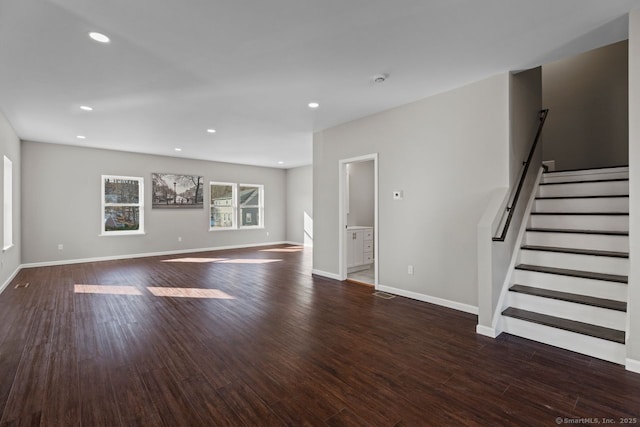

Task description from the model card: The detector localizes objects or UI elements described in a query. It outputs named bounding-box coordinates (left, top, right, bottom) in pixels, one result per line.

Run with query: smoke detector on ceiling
left=373, top=73, right=389, bottom=84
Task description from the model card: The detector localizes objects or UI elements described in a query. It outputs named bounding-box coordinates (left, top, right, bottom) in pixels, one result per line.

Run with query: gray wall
left=542, top=40, right=628, bottom=171
left=0, top=111, right=21, bottom=288
left=21, top=141, right=286, bottom=264
left=479, top=68, right=542, bottom=327
left=628, top=10, right=640, bottom=367
left=313, top=73, right=510, bottom=308
left=509, top=67, right=543, bottom=185
left=347, top=160, right=374, bottom=227
left=285, top=165, right=312, bottom=245
left=498, top=68, right=543, bottom=309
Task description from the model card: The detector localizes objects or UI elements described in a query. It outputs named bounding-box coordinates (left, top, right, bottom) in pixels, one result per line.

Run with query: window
left=209, top=182, right=264, bottom=230
left=3, top=156, right=12, bottom=250
left=239, top=184, right=263, bottom=228
left=210, top=182, right=237, bottom=230
left=101, top=175, right=144, bottom=235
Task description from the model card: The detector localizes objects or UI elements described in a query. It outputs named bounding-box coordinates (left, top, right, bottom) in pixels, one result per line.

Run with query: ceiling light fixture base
left=372, top=73, right=389, bottom=84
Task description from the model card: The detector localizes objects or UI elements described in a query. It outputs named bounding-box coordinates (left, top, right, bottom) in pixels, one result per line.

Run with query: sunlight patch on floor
left=74, top=284, right=235, bottom=299
left=161, top=257, right=228, bottom=263
left=259, top=247, right=304, bottom=253
left=74, top=284, right=142, bottom=295
left=161, top=257, right=281, bottom=264
left=146, top=287, right=235, bottom=299
left=217, top=258, right=281, bottom=264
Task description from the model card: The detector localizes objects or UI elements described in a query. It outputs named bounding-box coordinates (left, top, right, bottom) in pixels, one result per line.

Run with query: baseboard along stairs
left=501, top=166, right=629, bottom=364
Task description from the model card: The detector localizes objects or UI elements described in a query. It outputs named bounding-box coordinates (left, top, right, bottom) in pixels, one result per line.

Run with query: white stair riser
left=502, top=317, right=626, bottom=364
left=534, top=197, right=628, bottom=213
left=538, top=180, right=628, bottom=198
left=507, top=292, right=626, bottom=330
left=542, top=168, right=629, bottom=183
left=519, top=250, right=628, bottom=276
left=503, top=166, right=630, bottom=364
left=529, top=214, right=628, bottom=232
left=525, top=231, right=628, bottom=253
left=512, top=269, right=627, bottom=301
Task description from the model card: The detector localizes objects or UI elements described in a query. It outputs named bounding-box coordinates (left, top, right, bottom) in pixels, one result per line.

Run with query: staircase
left=501, top=166, right=629, bottom=364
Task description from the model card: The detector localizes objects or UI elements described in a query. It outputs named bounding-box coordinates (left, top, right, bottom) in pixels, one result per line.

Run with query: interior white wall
left=627, top=10, right=640, bottom=368
left=285, top=165, right=312, bottom=245
left=478, top=68, right=542, bottom=328
left=347, top=161, right=374, bottom=227
left=0, top=111, right=20, bottom=289
left=313, top=73, right=510, bottom=308
left=542, top=40, right=628, bottom=171
left=21, top=141, right=286, bottom=264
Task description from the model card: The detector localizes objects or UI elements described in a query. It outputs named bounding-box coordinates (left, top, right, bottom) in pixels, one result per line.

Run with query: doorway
left=338, top=153, right=378, bottom=286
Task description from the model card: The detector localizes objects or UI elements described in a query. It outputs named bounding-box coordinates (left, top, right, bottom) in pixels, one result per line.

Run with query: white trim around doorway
left=338, top=153, right=379, bottom=287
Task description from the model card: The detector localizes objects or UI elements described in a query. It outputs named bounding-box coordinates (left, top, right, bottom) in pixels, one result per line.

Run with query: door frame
left=338, top=153, right=378, bottom=286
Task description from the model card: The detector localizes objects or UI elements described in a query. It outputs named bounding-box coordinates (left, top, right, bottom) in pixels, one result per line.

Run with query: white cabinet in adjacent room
left=346, top=226, right=373, bottom=272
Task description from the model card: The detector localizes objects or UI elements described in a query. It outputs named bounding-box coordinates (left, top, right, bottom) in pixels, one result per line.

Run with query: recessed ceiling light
left=80, top=105, right=93, bottom=111
left=174, top=148, right=182, bottom=152
left=89, top=32, right=110, bottom=43
left=77, top=135, right=86, bottom=139
left=206, top=129, right=216, bottom=134
left=278, top=161, right=284, bottom=165
left=308, top=102, right=319, bottom=109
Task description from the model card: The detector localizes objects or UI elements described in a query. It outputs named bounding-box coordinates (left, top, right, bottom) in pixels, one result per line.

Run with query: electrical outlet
left=266, top=231, right=270, bottom=237
left=57, top=244, right=63, bottom=251
left=178, top=236, right=182, bottom=242
left=407, top=265, right=414, bottom=275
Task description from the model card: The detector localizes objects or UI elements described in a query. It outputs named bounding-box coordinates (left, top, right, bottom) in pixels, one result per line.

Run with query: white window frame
left=100, top=175, right=145, bottom=236
left=3, top=156, right=12, bottom=251
left=239, top=183, right=264, bottom=229
left=209, top=181, right=237, bottom=231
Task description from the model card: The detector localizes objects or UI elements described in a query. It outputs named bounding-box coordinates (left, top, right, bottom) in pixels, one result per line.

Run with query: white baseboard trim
left=476, top=324, right=499, bottom=338
left=377, top=284, right=478, bottom=315
left=0, top=265, right=23, bottom=295
left=626, top=358, right=640, bottom=374
left=21, top=241, right=296, bottom=269
left=311, top=269, right=341, bottom=281
left=283, top=241, right=304, bottom=246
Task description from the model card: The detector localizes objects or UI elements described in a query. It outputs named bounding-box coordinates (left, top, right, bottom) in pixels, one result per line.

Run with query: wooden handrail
left=493, top=109, right=549, bottom=242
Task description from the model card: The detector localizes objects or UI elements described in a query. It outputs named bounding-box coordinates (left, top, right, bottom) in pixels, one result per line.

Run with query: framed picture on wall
left=152, top=173, right=204, bottom=209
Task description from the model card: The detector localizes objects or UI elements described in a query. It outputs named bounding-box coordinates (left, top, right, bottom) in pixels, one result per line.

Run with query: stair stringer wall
left=477, top=166, right=544, bottom=338
left=491, top=167, right=545, bottom=336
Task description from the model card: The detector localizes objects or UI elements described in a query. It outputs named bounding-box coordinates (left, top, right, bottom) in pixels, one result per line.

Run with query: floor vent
left=373, top=291, right=395, bottom=299
left=14, top=282, right=29, bottom=289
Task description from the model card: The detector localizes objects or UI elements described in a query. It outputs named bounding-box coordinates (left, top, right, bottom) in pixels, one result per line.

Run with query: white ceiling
left=1, top=0, right=639, bottom=168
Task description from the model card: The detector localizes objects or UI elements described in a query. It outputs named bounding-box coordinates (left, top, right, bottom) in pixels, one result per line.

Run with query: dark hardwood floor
left=0, top=245, right=638, bottom=426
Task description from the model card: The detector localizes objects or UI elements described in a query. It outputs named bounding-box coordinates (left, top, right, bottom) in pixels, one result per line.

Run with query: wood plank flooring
left=0, top=244, right=638, bottom=426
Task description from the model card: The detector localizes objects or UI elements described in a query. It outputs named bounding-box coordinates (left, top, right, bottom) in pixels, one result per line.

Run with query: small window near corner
left=101, top=175, right=145, bottom=236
